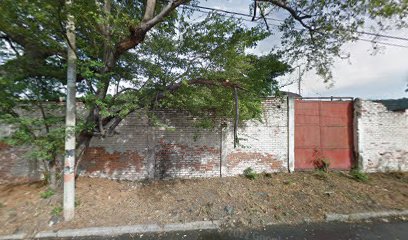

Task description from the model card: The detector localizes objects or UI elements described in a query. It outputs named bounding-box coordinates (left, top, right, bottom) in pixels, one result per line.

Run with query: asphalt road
left=45, top=219, right=408, bottom=240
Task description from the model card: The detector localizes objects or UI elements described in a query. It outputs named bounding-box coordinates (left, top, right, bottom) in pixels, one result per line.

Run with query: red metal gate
left=295, top=99, right=354, bottom=170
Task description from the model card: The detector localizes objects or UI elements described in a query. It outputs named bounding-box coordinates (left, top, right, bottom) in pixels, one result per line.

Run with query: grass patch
left=314, top=157, right=331, bottom=173
left=51, top=206, right=63, bottom=216
left=350, top=169, right=369, bottom=182
left=40, top=188, right=55, bottom=199
left=243, top=167, right=258, bottom=180
left=313, top=169, right=330, bottom=181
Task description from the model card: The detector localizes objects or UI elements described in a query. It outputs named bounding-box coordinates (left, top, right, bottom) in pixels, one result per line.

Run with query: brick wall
left=221, top=98, right=288, bottom=176
left=2, top=97, right=408, bottom=183
left=0, top=141, right=40, bottom=184
left=79, top=97, right=289, bottom=180
left=0, top=121, right=42, bottom=183
left=355, top=99, right=408, bottom=172
left=81, top=109, right=222, bottom=180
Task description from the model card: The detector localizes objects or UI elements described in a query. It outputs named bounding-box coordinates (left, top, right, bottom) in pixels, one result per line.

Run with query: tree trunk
left=49, top=160, right=57, bottom=190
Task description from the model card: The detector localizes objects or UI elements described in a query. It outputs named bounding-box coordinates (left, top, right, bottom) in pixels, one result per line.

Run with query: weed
left=350, top=169, right=369, bottom=182
left=51, top=206, right=63, bottom=216
left=263, top=172, right=272, bottom=178
left=314, top=158, right=331, bottom=173
left=40, top=188, right=55, bottom=199
left=312, top=149, right=331, bottom=172
left=75, top=200, right=81, bottom=207
left=243, top=167, right=258, bottom=180
left=313, top=170, right=329, bottom=180
left=0, top=202, right=4, bottom=208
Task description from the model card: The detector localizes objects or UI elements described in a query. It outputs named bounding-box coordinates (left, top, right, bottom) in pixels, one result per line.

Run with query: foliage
left=51, top=206, right=63, bottom=216
left=313, top=169, right=329, bottom=181
left=350, top=168, right=369, bottom=182
left=0, top=1, right=290, bottom=187
left=256, top=0, right=408, bottom=81
left=313, top=150, right=331, bottom=173
left=41, top=188, right=55, bottom=199
left=314, top=157, right=331, bottom=173
left=243, top=167, right=258, bottom=180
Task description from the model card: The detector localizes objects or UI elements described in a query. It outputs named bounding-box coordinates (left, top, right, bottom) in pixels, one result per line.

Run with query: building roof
left=373, top=98, right=408, bottom=112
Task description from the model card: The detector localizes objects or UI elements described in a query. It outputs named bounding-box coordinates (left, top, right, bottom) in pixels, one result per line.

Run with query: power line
left=183, top=4, right=283, bottom=23
left=356, top=31, right=408, bottom=42
left=184, top=4, right=408, bottom=43
left=181, top=5, right=281, bottom=27
left=358, top=38, right=408, bottom=48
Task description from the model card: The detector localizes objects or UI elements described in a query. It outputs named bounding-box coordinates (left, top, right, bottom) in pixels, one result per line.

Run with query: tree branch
left=258, top=0, right=313, bottom=31
left=115, top=0, right=187, bottom=57
left=143, top=0, right=157, bottom=22
left=0, top=35, right=20, bottom=57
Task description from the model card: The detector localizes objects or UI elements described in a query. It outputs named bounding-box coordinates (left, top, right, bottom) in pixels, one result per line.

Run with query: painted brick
left=0, top=98, right=290, bottom=182
left=4, top=97, right=406, bottom=183
left=222, top=98, right=289, bottom=176
left=355, top=99, right=408, bottom=172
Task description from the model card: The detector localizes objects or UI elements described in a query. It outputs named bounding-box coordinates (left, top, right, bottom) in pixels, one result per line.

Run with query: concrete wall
left=354, top=99, right=408, bottom=172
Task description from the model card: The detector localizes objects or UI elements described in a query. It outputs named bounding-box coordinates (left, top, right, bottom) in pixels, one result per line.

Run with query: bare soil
left=0, top=172, right=407, bottom=236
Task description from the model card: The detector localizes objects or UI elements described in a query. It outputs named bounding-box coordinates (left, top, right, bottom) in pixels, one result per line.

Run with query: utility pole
left=64, top=0, right=76, bottom=221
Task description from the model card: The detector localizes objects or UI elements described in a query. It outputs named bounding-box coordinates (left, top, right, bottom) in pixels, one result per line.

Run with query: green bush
left=350, top=169, right=369, bottom=182
left=243, top=167, right=258, bottom=180
left=51, top=206, right=63, bottom=216
left=40, top=188, right=55, bottom=199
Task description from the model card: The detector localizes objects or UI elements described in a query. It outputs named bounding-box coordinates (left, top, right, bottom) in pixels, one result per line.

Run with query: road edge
left=0, top=220, right=220, bottom=240
left=2, top=210, right=408, bottom=240
left=326, top=209, right=408, bottom=222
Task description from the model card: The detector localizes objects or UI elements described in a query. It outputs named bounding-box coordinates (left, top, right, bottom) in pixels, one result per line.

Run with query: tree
left=0, top=1, right=289, bottom=185
left=253, top=0, right=408, bottom=81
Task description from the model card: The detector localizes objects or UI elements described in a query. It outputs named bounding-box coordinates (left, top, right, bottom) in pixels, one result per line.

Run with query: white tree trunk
left=64, top=0, right=77, bottom=221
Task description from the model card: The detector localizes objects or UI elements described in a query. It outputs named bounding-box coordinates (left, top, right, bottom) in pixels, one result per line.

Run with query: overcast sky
left=200, top=0, right=408, bottom=100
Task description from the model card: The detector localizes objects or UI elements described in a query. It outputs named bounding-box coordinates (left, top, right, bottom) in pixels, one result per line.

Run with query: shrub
left=40, top=188, right=55, bottom=199
left=350, top=169, right=369, bottom=182
left=243, top=167, right=258, bottom=180
left=314, top=157, right=331, bottom=173
left=51, top=206, right=63, bottom=216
